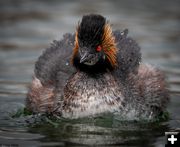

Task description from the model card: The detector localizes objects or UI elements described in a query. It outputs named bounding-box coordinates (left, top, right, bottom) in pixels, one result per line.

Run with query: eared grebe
left=26, top=14, right=169, bottom=120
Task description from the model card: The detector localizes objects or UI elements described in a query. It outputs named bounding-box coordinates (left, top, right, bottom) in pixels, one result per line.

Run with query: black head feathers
left=77, top=14, right=106, bottom=47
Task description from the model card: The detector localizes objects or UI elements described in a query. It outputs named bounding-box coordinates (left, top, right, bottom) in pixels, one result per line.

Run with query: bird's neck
left=72, top=54, right=114, bottom=74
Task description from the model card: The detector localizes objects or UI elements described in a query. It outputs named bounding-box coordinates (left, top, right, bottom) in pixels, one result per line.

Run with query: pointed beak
left=80, top=51, right=92, bottom=63
left=79, top=47, right=99, bottom=65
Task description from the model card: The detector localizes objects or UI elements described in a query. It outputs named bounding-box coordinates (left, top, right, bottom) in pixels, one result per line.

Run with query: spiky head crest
left=78, top=14, right=105, bottom=47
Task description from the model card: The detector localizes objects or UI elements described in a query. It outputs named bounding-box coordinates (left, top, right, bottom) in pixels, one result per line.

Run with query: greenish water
left=0, top=0, right=180, bottom=146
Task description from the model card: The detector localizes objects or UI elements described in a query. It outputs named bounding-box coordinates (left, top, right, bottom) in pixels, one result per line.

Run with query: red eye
left=96, top=45, right=102, bottom=52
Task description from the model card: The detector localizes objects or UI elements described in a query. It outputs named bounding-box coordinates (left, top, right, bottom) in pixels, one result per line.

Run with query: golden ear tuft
left=71, top=29, right=79, bottom=64
left=101, top=23, right=117, bottom=68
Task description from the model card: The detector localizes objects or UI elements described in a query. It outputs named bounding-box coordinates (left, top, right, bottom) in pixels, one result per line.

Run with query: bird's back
left=113, top=29, right=141, bottom=77
left=26, top=33, right=76, bottom=113
left=34, top=33, right=75, bottom=85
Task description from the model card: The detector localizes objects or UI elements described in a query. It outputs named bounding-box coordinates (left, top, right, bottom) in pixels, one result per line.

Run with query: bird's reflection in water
left=28, top=114, right=169, bottom=146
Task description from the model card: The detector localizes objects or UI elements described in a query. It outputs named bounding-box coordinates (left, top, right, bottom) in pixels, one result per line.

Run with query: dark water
left=0, top=0, right=180, bottom=146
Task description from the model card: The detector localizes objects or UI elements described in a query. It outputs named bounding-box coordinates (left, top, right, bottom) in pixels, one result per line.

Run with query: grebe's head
left=72, top=14, right=117, bottom=71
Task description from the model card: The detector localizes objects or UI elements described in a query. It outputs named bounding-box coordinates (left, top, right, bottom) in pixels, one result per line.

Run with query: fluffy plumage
left=26, top=14, right=169, bottom=120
